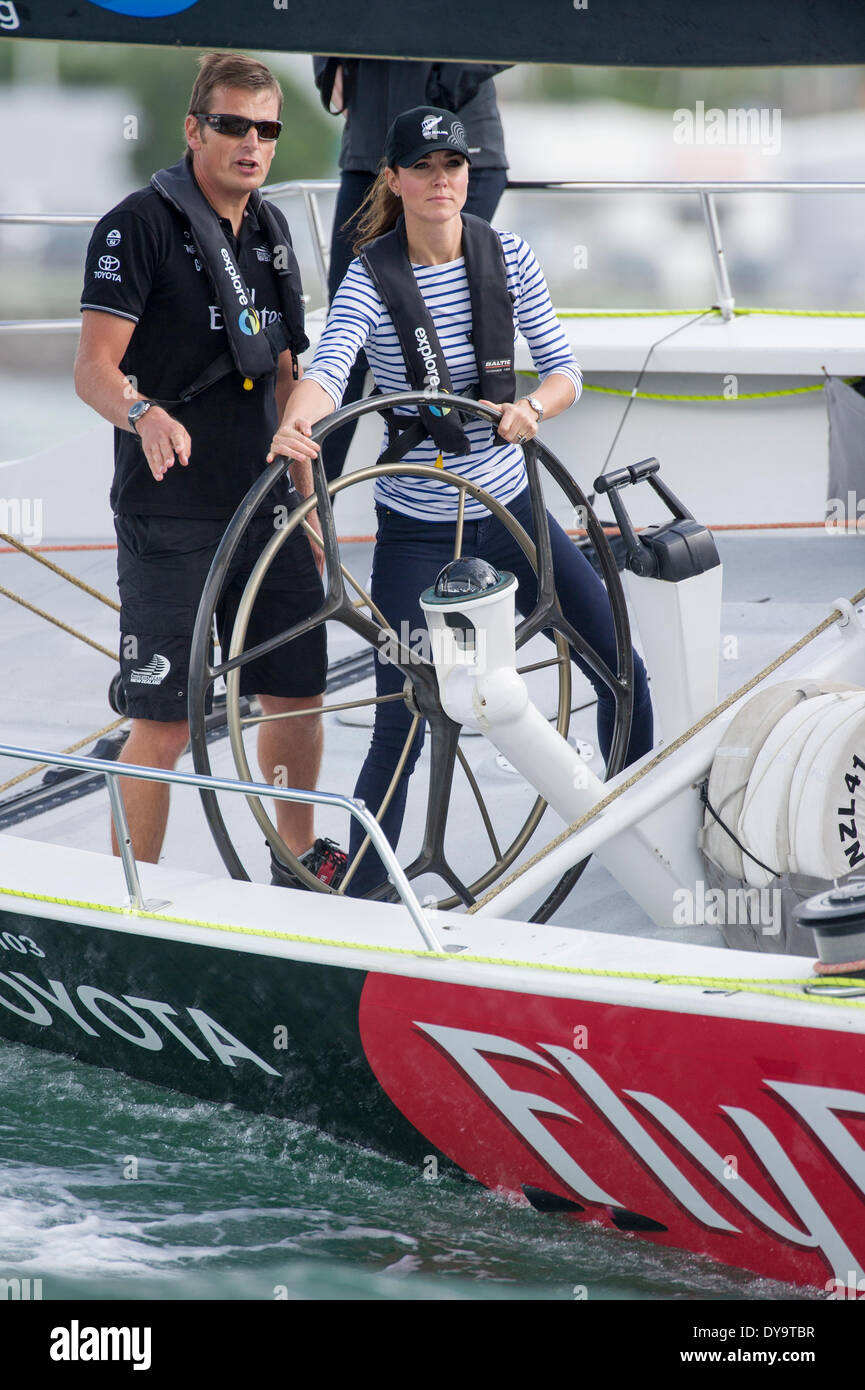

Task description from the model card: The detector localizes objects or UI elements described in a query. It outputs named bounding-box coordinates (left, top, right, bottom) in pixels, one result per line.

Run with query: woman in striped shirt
left=269, top=106, right=653, bottom=895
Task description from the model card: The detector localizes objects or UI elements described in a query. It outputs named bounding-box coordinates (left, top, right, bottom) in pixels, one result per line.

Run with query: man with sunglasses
left=75, top=52, right=340, bottom=888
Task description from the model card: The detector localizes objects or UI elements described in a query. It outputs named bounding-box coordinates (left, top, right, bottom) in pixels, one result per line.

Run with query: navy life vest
left=360, top=212, right=516, bottom=459
left=150, top=156, right=309, bottom=405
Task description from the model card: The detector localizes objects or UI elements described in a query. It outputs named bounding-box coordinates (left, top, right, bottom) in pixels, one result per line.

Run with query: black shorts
left=115, top=509, right=327, bottom=722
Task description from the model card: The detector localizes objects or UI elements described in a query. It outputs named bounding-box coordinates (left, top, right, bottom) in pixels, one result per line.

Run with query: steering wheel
left=188, top=391, right=634, bottom=922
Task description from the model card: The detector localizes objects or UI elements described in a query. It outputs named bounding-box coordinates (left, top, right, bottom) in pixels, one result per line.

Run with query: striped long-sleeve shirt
left=304, top=229, right=582, bottom=520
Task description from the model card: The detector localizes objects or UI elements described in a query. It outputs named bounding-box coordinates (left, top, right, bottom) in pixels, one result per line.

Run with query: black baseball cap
left=384, top=106, right=472, bottom=168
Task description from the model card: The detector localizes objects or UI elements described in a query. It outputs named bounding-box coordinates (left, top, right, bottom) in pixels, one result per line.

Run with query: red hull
left=360, top=973, right=865, bottom=1292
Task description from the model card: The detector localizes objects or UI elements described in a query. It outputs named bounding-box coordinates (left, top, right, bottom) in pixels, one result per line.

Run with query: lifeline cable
left=0, top=584, right=116, bottom=660
left=0, top=717, right=128, bottom=796
left=593, top=307, right=716, bottom=487
left=0, top=532, right=120, bottom=611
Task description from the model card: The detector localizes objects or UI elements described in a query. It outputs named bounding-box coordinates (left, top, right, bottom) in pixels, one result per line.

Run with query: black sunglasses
left=195, top=112, right=282, bottom=142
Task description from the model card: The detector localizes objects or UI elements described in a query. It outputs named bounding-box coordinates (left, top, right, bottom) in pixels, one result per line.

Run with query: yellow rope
left=468, top=584, right=865, bottom=917
left=558, top=309, right=710, bottom=318
left=0, top=881, right=861, bottom=1009
left=736, top=307, right=865, bottom=318
left=556, top=306, right=865, bottom=319
left=0, top=533, right=119, bottom=611
left=519, top=364, right=840, bottom=402
left=583, top=383, right=827, bottom=402
left=0, top=717, right=128, bottom=796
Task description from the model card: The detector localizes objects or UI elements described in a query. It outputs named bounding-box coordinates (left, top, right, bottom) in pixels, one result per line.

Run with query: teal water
left=0, top=1041, right=817, bottom=1302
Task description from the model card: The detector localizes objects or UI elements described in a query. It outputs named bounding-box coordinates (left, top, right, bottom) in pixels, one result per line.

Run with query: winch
left=794, top=880, right=865, bottom=977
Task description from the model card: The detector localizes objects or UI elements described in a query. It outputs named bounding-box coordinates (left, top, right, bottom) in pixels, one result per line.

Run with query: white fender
left=737, top=692, right=857, bottom=887
left=701, top=680, right=858, bottom=881
left=788, top=696, right=865, bottom=878
left=704, top=682, right=865, bottom=888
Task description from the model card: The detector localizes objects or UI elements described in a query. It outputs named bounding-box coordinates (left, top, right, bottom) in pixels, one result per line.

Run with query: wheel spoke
left=516, top=655, right=567, bottom=677
left=455, top=745, right=502, bottom=861
left=240, top=691, right=404, bottom=728
left=412, top=712, right=462, bottom=872
left=302, top=516, right=393, bottom=632
left=338, top=712, right=421, bottom=894
left=338, top=560, right=394, bottom=633
left=393, top=713, right=477, bottom=907
left=453, top=484, right=466, bottom=561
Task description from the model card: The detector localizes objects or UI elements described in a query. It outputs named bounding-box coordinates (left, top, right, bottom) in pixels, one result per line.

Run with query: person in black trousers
left=312, top=57, right=511, bottom=483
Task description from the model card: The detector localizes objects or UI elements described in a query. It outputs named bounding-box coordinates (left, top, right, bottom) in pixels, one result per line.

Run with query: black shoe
left=270, top=838, right=348, bottom=890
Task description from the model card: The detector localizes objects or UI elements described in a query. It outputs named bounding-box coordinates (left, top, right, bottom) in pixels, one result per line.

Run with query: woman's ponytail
left=351, top=162, right=402, bottom=253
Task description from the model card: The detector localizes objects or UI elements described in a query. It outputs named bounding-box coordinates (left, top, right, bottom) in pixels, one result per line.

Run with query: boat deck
left=1, top=519, right=860, bottom=951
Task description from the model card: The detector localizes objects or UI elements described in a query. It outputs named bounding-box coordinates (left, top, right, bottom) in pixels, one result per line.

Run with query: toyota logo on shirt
left=95, top=254, right=122, bottom=283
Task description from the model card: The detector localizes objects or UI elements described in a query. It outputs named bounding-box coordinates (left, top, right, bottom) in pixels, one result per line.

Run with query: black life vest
left=360, top=212, right=516, bottom=459
left=150, top=156, right=309, bottom=405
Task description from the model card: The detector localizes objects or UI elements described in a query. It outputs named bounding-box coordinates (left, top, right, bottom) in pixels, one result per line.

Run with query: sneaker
left=270, top=838, right=348, bottom=891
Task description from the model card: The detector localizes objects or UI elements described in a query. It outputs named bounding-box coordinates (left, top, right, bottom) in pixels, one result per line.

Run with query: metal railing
left=4, top=178, right=865, bottom=334
left=0, top=740, right=441, bottom=952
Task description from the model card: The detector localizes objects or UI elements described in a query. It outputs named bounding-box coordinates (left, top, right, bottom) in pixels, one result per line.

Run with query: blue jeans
left=322, top=168, right=510, bottom=484
left=348, top=486, right=653, bottom=894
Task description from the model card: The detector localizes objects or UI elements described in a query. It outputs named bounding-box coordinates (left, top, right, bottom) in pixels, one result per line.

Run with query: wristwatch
left=526, top=395, right=544, bottom=423
left=128, top=400, right=153, bottom=434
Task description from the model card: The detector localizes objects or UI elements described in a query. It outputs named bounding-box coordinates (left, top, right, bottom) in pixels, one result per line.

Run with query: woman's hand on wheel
left=478, top=398, right=539, bottom=447
left=267, top=417, right=321, bottom=465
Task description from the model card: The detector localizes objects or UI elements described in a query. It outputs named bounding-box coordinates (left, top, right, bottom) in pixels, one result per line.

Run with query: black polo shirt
left=81, top=181, right=297, bottom=519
